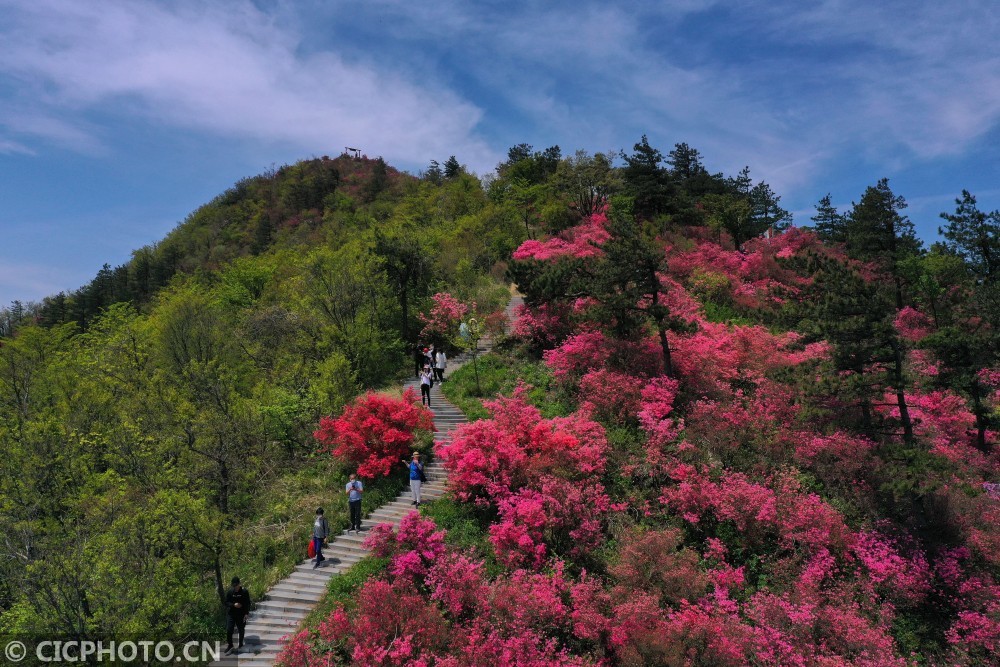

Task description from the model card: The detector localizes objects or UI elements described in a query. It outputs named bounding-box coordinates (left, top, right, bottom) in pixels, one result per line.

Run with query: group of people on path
left=222, top=451, right=428, bottom=654
left=310, top=453, right=425, bottom=568
left=415, top=344, right=447, bottom=407
left=223, top=345, right=442, bottom=655
left=310, top=471, right=365, bottom=569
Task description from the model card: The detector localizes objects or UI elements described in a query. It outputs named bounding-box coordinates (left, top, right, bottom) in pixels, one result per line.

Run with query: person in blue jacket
left=404, top=451, right=424, bottom=506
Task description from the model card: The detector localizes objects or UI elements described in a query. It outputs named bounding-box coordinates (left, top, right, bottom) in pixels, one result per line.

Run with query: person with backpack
left=345, top=473, right=364, bottom=533
left=419, top=365, right=434, bottom=407
left=312, top=508, right=329, bottom=568
left=403, top=451, right=425, bottom=506
left=224, top=576, right=251, bottom=655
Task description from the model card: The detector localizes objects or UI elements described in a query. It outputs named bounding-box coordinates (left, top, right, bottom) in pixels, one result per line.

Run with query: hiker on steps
left=345, top=473, right=363, bottom=534
left=404, top=451, right=425, bottom=507
left=224, top=576, right=251, bottom=655
left=435, top=349, right=447, bottom=382
left=419, top=365, right=434, bottom=407
left=312, top=508, right=329, bottom=569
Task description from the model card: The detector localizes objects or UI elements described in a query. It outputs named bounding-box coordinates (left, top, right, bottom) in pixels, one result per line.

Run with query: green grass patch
left=442, top=353, right=571, bottom=419
left=418, top=496, right=504, bottom=578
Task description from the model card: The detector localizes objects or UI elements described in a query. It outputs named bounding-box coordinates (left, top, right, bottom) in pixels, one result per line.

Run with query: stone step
left=292, top=562, right=341, bottom=576
left=266, top=584, right=327, bottom=603
left=365, top=516, right=405, bottom=526
left=250, top=610, right=308, bottom=626
left=254, top=598, right=316, bottom=614
left=245, top=616, right=301, bottom=630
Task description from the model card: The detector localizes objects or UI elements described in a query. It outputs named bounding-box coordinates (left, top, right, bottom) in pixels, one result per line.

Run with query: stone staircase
left=212, top=378, right=469, bottom=666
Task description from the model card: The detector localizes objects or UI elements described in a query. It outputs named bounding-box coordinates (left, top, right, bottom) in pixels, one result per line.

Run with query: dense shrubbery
left=314, top=389, right=434, bottom=478
left=0, top=154, right=518, bottom=643
left=278, top=144, right=1000, bottom=665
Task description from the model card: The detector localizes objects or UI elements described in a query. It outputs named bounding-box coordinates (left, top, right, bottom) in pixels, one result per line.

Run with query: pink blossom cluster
left=438, top=386, right=612, bottom=567
left=313, top=388, right=434, bottom=478
left=894, top=306, right=933, bottom=342
left=666, top=227, right=824, bottom=310
left=418, top=292, right=469, bottom=343
left=512, top=212, right=610, bottom=262
left=510, top=302, right=575, bottom=350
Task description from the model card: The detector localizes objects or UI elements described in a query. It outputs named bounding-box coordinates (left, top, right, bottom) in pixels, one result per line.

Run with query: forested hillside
left=3, top=140, right=999, bottom=664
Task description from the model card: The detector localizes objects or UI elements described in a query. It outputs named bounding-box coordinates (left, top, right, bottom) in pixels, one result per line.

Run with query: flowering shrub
left=438, top=387, right=613, bottom=568
left=439, top=387, right=609, bottom=503
left=894, top=306, right=933, bottom=342
left=543, top=331, right=661, bottom=384
left=578, top=368, right=646, bottom=424
left=511, top=302, right=575, bottom=350
left=512, top=211, right=609, bottom=261
left=313, top=388, right=433, bottom=478
left=366, top=511, right=447, bottom=580
left=418, top=292, right=469, bottom=344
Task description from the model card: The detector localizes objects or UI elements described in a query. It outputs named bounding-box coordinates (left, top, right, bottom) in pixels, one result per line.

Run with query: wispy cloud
left=0, top=0, right=499, bottom=170
left=3, top=0, right=999, bottom=201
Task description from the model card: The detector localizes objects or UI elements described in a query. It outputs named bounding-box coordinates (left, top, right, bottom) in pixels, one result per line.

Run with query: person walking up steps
left=312, top=508, right=329, bottom=568
left=435, top=349, right=447, bottom=382
left=404, top=451, right=425, bottom=506
left=345, top=473, right=363, bottom=533
left=224, top=576, right=251, bottom=655
left=419, top=365, right=433, bottom=407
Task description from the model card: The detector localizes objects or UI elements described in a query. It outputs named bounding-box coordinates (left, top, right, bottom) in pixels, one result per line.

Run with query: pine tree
left=666, top=142, right=706, bottom=181
left=796, top=254, right=907, bottom=438
left=444, top=155, right=462, bottom=179
left=425, top=159, right=443, bottom=184
left=750, top=181, right=792, bottom=236
left=621, top=135, right=674, bottom=220
left=939, top=189, right=1000, bottom=282
left=811, top=194, right=846, bottom=243
left=841, top=179, right=923, bottom=442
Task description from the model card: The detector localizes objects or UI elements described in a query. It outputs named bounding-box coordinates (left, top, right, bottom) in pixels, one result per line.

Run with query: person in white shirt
left=435, top=350, right=447, bottom=382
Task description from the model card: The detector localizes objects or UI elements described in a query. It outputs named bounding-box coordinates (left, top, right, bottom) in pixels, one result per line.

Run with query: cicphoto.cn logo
left=2, top=638, right=222, bottom=664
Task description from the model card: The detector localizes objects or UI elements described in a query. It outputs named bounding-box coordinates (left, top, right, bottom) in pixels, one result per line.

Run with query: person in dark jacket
left=224, top=576, right=251, bottom=654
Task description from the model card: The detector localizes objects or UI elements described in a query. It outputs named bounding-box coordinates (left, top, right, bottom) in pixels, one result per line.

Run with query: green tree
left=621, top=135, right=674, bottom=220
left=374, top=223, right=433, bottom=343
left=845, top=179, right=923, bottom=442
left=444, top=155, right=462, bottom=179
left=795, top=255, right=909, bottom=438
left=939, top=189, right=1000, bottom=282
left=750, top=180, right=792, bottom=235
left=552, top=150, right=620, bottom=218
left=425, top=159, right=443, bottom=184
left=810, top=194, right=846, bottom=243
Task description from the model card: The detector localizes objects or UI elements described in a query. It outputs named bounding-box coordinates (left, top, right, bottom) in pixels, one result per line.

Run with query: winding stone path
left=212, top=360, right=477, bottom=666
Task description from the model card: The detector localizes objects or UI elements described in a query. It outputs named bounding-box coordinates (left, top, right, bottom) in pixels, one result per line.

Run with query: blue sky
left=3, top=0, right=1000, bottom=306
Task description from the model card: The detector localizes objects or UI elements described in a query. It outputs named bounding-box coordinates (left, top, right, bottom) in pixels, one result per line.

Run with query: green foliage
left=418, top=498, right=503, bottom=577
left=300, top=556, right=391, bottom=628
left=0, top=152, right=516, bottom=643
left=441, top=354, right=570, bottom=419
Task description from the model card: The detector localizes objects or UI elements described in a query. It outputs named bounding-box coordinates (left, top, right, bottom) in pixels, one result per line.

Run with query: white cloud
left=3, top=0, right=1000, bottom=199
left=0, top=0, right=499, bottom=170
